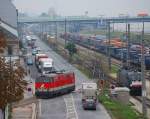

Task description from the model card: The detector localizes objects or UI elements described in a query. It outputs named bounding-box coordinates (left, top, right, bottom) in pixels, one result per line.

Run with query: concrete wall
left=0, top=0, right=17, bottom=28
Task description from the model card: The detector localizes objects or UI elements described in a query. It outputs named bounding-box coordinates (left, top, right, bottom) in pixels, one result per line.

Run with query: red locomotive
left=35, top=72, right=75, bottom=98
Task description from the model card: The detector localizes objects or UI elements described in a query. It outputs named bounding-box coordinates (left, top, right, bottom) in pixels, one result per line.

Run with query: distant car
left=31, top=45, right=37, bottom=49
left=36, top=47, right=41, bottom=52
left=26, top=58, right=33, bottom=65
left=32, top=49, right=38, bottom=55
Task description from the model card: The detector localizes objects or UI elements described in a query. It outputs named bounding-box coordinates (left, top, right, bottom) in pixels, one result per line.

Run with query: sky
left=13, top=0, right=150, bottom=17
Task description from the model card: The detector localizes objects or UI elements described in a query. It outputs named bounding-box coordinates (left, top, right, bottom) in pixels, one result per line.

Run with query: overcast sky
left=13, top=0, right=150, bottom=17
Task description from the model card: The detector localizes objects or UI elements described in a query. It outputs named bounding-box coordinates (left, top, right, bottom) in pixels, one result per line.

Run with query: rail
left=133, top=96, right=150, bottom=108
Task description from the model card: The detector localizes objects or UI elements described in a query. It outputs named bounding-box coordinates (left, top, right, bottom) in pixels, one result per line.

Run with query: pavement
left=12, top=105, right=32, bottom=119
left=10, top=51, right=37, bottom=119
left=0, top=110, right=3, bottom=119
left=29, top=36, right=111, bottom=119
left=146, top=80, right=150, bottom=100
left=11, top=74, right=37, bottom=119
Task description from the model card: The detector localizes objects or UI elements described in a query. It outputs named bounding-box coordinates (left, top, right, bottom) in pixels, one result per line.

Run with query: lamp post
left=98, top=14, right=104, bottom=28
left=65, top=18, right=67, bottom=45
left=126, top=23, right=130, bottom=68
left=138, top=13, right=148, bottom=117
left=55, top=21, right=58, bottom=50
left=107, top=21, right=111, bottom=71
left=141, top=16, right=147, bottom=117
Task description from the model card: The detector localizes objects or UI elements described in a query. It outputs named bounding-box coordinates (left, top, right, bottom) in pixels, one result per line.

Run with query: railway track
left=72, top=40, right=122, bottom=67
left=133, top=96, right=150, bottom=108
left=67, top=39, right=150, bottom=79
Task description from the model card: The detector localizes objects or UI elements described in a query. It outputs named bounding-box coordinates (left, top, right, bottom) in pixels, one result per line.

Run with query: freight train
left=35, top=71, right=75, bottom=98
left=60, top=33, right=150, bottom=70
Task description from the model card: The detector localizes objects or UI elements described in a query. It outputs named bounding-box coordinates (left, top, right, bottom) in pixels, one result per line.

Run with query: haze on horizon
left=13, top=0, right=150, bottom=17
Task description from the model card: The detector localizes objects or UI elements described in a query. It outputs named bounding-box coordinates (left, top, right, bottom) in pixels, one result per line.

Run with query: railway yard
left=1, top=0, right=150, bottom=119
left=5, top=29, right=150, bottom=119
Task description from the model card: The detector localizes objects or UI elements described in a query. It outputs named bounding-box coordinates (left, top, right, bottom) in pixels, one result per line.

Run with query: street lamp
left=138, top=12, right=148, bottom=117
left=107, top=21, right=111, bottom=71
left=64, top=18, right=67, bottom=45
left=98, top=14, right=105, bottom=27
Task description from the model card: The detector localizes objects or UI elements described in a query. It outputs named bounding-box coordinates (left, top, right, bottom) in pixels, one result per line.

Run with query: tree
left=65, top=42, right=77, bottom=58
left=0, top=31, right=27, bottom=110
left=40, top=12, right=48, bottom=17
left=0, top=32, right=7, bottom=53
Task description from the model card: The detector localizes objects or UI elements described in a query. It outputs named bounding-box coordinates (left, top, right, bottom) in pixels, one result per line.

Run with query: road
left=27, top=36, right=111, bottom=119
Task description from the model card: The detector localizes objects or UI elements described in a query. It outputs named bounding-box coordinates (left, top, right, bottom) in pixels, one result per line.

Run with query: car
left=26, top=58, right=33, bottom=65
left=32, top=49, right=38, bottom=55
left=31, top=45, right=37, bottom=49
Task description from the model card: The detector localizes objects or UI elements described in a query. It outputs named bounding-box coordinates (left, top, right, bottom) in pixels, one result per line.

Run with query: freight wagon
left=60, top=33, right=150, bottom=70
left=35, top=72, right=75, bottom=98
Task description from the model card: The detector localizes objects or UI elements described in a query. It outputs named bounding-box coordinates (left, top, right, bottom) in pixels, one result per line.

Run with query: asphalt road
left=27, top=36, right=111, bottom=119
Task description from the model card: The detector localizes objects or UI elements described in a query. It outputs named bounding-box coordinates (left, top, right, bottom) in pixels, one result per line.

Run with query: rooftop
left=0, top=0, right=18, bottom=38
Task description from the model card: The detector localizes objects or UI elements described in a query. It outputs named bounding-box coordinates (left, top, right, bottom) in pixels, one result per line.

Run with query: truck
left=38, top=58, right=54, bottom=74
left=35, top=53, right=48, bottom=67
left=81, top=83, right=98, bottom=110
left=26, top=35, right=35, bottom=47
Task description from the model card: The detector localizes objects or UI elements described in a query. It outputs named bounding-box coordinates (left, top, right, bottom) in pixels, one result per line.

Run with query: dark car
left=32, top=49, right=38, bottom=55
left=26, top=58, right=33, bottom=65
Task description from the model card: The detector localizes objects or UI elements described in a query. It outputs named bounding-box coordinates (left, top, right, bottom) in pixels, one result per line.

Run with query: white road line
left=71, top=94, right=78, bottom=119
left=38, top=99, right=42, bottom=117
left=63, top=94, right=78, bottom=119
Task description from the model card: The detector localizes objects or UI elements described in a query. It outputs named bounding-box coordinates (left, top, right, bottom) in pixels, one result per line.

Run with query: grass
left=111, top=64, right=119, bottom=74
left=109, top=64, right=120, bottom=78
left=99, top=92, right=144, bottom=119
left=75, top=64, right=93, bottom=79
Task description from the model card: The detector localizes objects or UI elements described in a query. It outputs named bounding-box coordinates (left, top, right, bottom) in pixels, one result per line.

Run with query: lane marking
left=38, top=99, right=42, bottom=117
left=63, top=94, right=78, bottom=119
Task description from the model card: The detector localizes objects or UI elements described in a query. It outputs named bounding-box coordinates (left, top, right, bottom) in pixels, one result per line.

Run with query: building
left=0, top=0, right=18, bottom=56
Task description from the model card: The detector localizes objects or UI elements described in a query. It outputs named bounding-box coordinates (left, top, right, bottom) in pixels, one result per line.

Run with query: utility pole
left=55, top=21, right=58, bottom=50
left=55, top=21, right=58, bottom=41
left=107, top=21, right=111, bottom=71
left=127, top=24, right=130, bottom=68
left=141, top=17, right=147, bottom=117
left=65, top=18, right=67, bottom=45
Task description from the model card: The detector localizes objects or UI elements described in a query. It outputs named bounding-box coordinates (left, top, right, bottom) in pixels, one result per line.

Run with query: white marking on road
left=63, top=94, right=78, bottom=119
left=39, top=99, right=42, bottom=117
